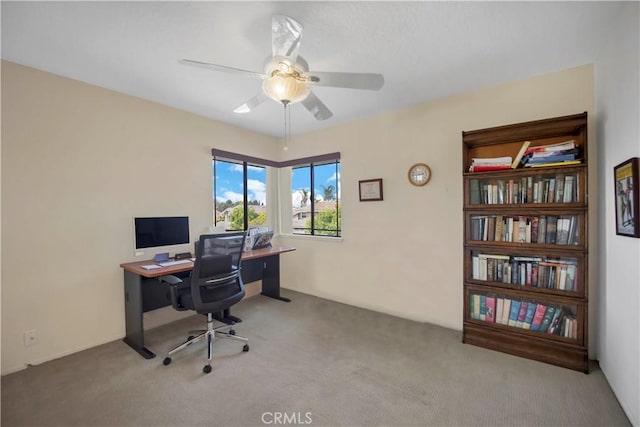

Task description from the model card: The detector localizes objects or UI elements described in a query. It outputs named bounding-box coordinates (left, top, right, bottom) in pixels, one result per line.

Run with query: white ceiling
left=1, top=1, right=623, bottom=137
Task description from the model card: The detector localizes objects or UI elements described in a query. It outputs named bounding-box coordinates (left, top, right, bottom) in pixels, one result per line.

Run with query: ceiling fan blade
left=301, top=91, right=333, bottom=121
left=307, top=72, right=384, bottom=90
left=179, top=59, right=266, bottom=79
left=272, top=15, right=303, bottom=64
left=233, top=92, right=269, bottom=114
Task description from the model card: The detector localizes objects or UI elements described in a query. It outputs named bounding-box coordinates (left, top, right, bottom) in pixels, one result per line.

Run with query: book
left=495, top=215, right=504, bottom=242
left=508, top=300, right=521, bottom=327
left=538, top=216, right=547, bottom=244
left=524, top=140, right=575, bottom=155
left=530, top=217, right=539, bottom=243
left=471, top=156, right=513, bottom=165
left=496, top=298, right=504, bottom=324
left=531, top=304, right=547, bottom=331
left=511, top=140, right=531, bottom=168
left=478, top=256, right=487, bottom=281
left=470, top=179, right=480, bottom=204
left=485, top=297, right=496, bottom=323
left=525, top=153, right=579, bottom=165
left=525, top=160, right=582, bottom=168
left=565, top=264, right=577, bottom=291
left=517, top=216, right=527, bottom=243
left=516, top=301, right=528, bottom=328
left=546, top=216, right=558, bottom=244
left=497, top=181, right=505, bottom=204
left=556, top=217, right=570, bottom=245
left=501, top=299, right=512, bottom=325
left=547, top=178, right=555, bottom=203
left=523, top=303, right=537, bottom=329
left=479, top=295, right=486, bottom=321
left=555, top=174, right=565, bottom=203
left=487, top=217, right=496, bottom=243
left=539, top=306, right=556, bottom=333
left=473, top=294, right=481, bottom=319
left=547, top=308, right=564, bottom=334
left=471, top=255, right=480, bottom=280
left=469, top=164, right=512, bottom=172
left=525, top=147, right=579, bottom=160
left=563, top=175, right=575, bottom=202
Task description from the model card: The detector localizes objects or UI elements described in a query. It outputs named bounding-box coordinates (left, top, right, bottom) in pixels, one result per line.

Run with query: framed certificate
left=359, top=178, right=383, bottom=201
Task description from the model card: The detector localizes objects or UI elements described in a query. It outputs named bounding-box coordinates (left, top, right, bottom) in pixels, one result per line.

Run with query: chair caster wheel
left=229, top=329, right=236, bottom=335
left=163, top=357, right=172, bottom=366
left=243, top=344, right=250, bottom=352
left=203, top=365, right=212, bottom=374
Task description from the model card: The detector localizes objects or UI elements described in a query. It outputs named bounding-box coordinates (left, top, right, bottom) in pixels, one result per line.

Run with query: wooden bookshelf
left=462, top=112, right=589, bottom=373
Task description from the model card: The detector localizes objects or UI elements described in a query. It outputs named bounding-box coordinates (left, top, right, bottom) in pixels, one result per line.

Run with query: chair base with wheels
left=163, top=313, right=249, bottom=374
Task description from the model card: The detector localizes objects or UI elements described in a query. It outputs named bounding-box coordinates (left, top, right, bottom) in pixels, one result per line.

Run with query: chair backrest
left=190, top=232, right=246, bottom=314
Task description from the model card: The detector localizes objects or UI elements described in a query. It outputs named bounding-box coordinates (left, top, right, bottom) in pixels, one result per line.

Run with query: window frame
left=212, top=149, right=341, bottom=235
left=291, top=160, right=341, bottom=237
left=212, top=157, right=268, bottom=231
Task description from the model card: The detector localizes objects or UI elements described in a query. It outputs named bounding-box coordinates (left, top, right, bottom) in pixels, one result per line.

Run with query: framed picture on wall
left=359, top=178, right=383, bottom=201
left=614, top=157, right=640, bottom=237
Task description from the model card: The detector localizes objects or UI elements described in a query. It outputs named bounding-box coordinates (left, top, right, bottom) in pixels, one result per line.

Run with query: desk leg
left=122, top=270, right=156, bottom=359
left=260, top=255, right=291, bottom=302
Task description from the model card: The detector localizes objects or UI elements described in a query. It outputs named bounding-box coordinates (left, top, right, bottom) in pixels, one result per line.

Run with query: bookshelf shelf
left=462, top=112, right=589, bottom=373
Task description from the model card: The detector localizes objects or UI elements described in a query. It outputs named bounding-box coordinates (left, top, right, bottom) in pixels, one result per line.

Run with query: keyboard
left=157, top=259, right=192, bottom=267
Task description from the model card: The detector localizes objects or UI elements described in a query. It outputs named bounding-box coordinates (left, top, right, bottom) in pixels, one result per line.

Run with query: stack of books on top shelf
left=520, top=140, right=581, bottom=168
left=469, top=156, right=512, bottom=172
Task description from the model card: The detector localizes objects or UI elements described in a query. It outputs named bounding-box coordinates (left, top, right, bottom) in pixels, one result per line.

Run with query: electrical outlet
left=24, top=329, right=37, bottom=346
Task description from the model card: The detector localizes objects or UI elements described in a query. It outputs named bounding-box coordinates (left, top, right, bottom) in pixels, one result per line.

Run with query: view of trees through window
left=213, top=156, right=341, bottom=237
left=213, top=159, right=267, bottom=231
left=292, top=161, right=341, bottom=236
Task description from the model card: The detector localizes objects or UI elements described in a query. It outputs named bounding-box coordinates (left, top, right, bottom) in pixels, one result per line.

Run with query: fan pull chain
left=283, top=101, right=290, bottom=151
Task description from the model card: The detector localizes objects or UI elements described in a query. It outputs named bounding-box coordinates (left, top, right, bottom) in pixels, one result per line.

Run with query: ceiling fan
left=179, top=14, right=384, bottom=121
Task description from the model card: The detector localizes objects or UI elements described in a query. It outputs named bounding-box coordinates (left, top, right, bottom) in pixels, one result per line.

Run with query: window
left=292, top=160, right=341, bottom=237
left=211, top=148, right=340, bottom=236
left=213, top=158, right=267, bottom=231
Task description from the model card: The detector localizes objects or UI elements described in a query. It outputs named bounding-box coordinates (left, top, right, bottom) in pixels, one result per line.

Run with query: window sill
left=277, top=233, right=343, bottom=243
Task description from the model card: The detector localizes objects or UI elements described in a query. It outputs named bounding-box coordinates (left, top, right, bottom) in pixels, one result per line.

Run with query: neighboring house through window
left=212, top=149, right=340, bottom=237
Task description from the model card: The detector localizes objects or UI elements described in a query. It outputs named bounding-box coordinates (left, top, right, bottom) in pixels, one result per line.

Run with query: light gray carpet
left=1, top=290, right=630, bottom=426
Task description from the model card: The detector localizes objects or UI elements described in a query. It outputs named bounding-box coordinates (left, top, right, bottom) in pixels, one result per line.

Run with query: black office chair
left=159, top=232, right=249, bottom=374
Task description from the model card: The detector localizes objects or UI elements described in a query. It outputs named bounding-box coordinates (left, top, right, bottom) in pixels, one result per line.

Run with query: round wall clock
left=408, top=163, right=432, bottom=186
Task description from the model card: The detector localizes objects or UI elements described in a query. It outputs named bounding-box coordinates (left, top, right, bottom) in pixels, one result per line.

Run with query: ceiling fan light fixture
left=262, top=71, right=310, bottom=105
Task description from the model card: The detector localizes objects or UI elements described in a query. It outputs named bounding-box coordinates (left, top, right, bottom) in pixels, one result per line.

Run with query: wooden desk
left=120, top=246, right=295, bottom=359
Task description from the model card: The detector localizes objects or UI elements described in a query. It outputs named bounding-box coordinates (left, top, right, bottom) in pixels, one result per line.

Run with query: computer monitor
left=134, top=216, right=190, bottom=250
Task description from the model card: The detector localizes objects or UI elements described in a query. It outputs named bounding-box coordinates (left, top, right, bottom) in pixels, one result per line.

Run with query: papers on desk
left=141, top=264, right=162, bottom=270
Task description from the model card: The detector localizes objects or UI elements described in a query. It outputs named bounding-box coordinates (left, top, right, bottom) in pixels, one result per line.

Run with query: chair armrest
left=158, top=275, right=183, bottom=286
left=158, top=275, right=189, bottom=311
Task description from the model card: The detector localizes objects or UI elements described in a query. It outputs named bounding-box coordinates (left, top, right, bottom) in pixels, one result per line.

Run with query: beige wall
left=2, top=60, right=595, bottom=375
left=277, top=64, right=595, bottom=338
left=594, top=3, right=640, bottom=424
left=1, top=61, right=277, bottom=373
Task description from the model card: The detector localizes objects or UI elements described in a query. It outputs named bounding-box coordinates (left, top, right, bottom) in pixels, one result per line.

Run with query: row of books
left=521, top=140, right=581, bottom=168
left=471, top=254, right=578, bottom=291
left=469, top=294, right=578, bottom=338
left=468, top=140, right=582, bottom=172
left=469, top=173, right=578, bottom=205
left=470, top=215, right=580, bottom=245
